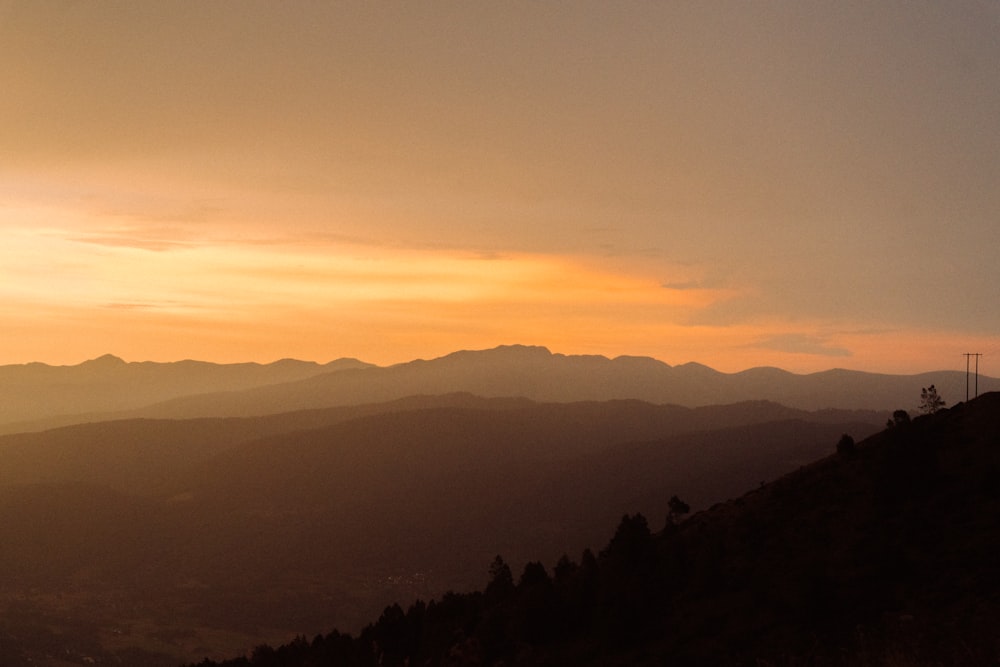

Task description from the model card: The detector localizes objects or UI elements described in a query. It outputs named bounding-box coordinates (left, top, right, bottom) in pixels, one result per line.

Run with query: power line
left=963, top=353, right=983, bottom=401
left=977, top=353, right=982, bottom=398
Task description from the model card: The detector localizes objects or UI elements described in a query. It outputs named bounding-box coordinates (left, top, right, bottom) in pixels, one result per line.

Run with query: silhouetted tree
left=601, top=513, right=653, bottom=564
left=479, top=556, right=517, bottom=659
left=562, top=549, right=599, bottom=632
left=369, top=603, right=415, bottom=666
left=580, top=547, right=598, bottom=572
left=516, top=562, right=555, bottom=644
left=597, top=514, right=660, bottom=643
left=920, top=385, right=945, bottom=414
left=667, top=495, right=691, bottom=525
left=887, top=409, right=911, bottom=428
left=553, top=554, right=578, bottom=583
left=837, top=433, right=856, bottom=456
left=518, top=561, right=550, bottom=589
left=485, top=554, right=514, bottom=600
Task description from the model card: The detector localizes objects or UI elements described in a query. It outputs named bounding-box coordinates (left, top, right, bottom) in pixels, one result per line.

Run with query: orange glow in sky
left=1, top=3, right=998, bottom=375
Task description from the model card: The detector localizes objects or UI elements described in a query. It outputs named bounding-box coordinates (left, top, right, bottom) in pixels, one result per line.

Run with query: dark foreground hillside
left=190, top=392, right=1000, bottom=667
left=0, top=397, right=882, bottom=666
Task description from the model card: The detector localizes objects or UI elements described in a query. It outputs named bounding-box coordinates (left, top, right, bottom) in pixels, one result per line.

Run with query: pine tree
left=920, top=385, right=945, bottom=414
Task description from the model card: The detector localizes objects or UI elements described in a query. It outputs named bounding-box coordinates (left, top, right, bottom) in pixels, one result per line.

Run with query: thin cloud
left=750, top=333, right=851, bottom=358
left=661, top=279, right=710, bottom=291
left=103, top=302, right=158, bottom=311
left=85, top=198, right=226, bottom=226
left=235, top=230, right=391, bottom=249
left=72, top=234, right=193, bottom=252
left=102, top=300, right=200, bottom=311
left=835, top=326, right=901, bottom=337
left=66, top=222, right=212, bottom=252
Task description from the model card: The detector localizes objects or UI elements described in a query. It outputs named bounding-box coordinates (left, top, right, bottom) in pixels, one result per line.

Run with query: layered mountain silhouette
left=0, top=345, right=994, bottom=665
left=0, top=394, right=882, bottom=666
left=189, top=392, right=1000, bottom=667
left=0, top=355, right=370, bottom=432
left=2, top=346, right=993, bottom=433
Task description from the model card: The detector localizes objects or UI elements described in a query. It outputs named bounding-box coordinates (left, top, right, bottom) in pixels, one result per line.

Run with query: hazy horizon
left=2, top=343, right=995, bottom=379
left=2, top=3, right=998, bottom=375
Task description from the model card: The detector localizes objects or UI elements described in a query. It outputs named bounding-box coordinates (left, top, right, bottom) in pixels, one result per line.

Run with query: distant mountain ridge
left=0, top=356, right=372, bottom=430
left=1, top=345, right=994, bottom=431
left=94, top=345, right=1000, bottom=418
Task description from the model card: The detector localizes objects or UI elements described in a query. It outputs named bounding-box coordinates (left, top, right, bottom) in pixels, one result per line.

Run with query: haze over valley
left=2, top=2, right=999, bottom=665
left=0, top=345, right=995, bottom=664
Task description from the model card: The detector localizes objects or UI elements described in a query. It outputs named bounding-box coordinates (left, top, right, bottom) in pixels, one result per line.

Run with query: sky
left=1, top=1, right=998, bottom=374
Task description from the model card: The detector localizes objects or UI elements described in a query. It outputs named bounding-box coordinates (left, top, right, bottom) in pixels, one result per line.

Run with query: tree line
left=188, top=503, right=691, bottom=667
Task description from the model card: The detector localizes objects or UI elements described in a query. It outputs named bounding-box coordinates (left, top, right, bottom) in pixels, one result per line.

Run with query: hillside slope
left=0, top=397, right=882, bottom=666
left=188, top=392, right=1000, bottom=666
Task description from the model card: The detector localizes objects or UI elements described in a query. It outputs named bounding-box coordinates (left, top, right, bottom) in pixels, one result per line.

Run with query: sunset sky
left=1, top=2, right=998, bottom=374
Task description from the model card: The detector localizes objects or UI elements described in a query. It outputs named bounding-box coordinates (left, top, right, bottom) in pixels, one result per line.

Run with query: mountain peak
left=78, top=354, right=127, bottom=367
left=482, top=344, right=552, bottom=356
left=436, top=345, right=554, bottom=363
left=611, top=354, right=671, bottom=369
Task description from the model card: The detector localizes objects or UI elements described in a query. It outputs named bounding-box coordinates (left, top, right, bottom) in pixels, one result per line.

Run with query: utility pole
left=964, top=353, right=983, bottom=401
left=976, top=353, right=981, bottom=399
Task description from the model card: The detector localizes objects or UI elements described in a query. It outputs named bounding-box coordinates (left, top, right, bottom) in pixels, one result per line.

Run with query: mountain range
left=1, top=345, right=993, bottom=433
left=0, top=345, right=994, bottom=665
left=0, top=354, right=371, bottom=431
